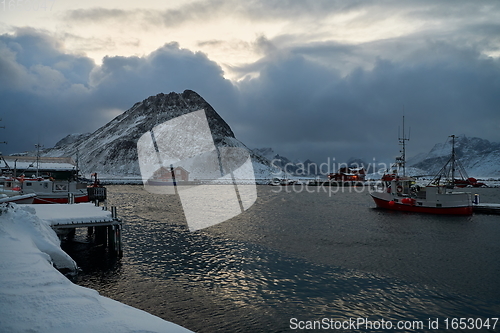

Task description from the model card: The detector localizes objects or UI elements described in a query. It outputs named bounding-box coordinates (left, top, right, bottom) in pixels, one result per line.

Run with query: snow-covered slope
left=410, top=135, right=500, bottom=178
left=41, top=90, right=273, bottom=179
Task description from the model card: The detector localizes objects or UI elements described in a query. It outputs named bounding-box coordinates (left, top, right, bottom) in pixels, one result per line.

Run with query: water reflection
left=68, top=185, right=500, bottom=333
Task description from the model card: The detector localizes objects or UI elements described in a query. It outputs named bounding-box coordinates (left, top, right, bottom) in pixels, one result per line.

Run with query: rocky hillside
left=41, top=90, right=274, bottom=178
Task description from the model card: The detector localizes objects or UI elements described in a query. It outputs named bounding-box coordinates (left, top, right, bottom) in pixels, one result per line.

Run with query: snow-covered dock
left=473, top=203, right=500, bottom=214
left=25, top=202, right=123, bottom=257
left=24, top=202, right=117, bottom=227
left=0, top=203, right=193, bottom=333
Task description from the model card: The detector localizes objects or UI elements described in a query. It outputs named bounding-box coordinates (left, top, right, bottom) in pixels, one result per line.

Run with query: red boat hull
left=371, top=196, right=473, bottom=215
left=32, top=194, right=89, bottom=204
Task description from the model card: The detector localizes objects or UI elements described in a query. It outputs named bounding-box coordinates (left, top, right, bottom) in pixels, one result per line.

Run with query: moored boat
left=0, top=192, right=36, bottom=204
left=370, top=177, right=473, bottom=215
left=268, top=177, right=297, bottom=186
left=17, top=176, right=89, bottom=204
left=1, top=154, right=92, bottom=204
left=370, top=120, right=473, bottom=215
left=0, top=176, right=36, bottom=203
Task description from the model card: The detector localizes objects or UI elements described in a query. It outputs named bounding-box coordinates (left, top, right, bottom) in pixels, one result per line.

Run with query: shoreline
left=0, top=203, right=193, bottom=333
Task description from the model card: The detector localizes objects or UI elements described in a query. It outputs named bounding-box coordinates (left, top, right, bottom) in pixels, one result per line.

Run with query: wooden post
left=117, top=224, right=123, bottom=258
left=107, top=225, right=116, bottom=254
left=95, top=226, right=107, bottom=247
left=67, top=228, right=76, bottom=239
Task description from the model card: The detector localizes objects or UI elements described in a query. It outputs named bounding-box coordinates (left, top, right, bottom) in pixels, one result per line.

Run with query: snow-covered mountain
left=252, top=136, right=500, bottom=179
left=410, top=135, right=500, bottom=178
left=41, top=90, right=275, bottom=179
left=37, top=94, right=499, bottom=180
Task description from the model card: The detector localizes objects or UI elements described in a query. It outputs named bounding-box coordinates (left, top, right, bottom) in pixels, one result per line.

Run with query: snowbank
left=0, top=204, right=193, bottom=333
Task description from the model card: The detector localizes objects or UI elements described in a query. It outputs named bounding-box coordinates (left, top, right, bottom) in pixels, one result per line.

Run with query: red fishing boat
left=370, top=120, right=473, bottom=215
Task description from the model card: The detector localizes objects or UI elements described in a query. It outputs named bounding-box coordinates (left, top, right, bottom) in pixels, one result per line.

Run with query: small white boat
left=0, top=193, right=36, bottom=204
left=269, top=177, right=297, bottom=186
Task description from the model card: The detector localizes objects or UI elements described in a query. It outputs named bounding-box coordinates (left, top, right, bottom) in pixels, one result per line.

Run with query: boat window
left=26, top=183, right=32, bottom=186
left=54, top=184, right=68, bottom=191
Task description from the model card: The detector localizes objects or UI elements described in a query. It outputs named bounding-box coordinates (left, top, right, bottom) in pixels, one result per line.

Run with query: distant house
left=151, top=166, right=190, bottom=182
left=0, top=156, right=78, bottom=180
left=328, top=166, right=366, bottom=182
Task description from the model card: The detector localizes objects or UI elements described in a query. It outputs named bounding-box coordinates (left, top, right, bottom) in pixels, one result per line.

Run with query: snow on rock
left=410, top=135, right=500, bottom=178
left=40, top=90, right=276, bottom=181
left=0, top=204, right=193, bottom=333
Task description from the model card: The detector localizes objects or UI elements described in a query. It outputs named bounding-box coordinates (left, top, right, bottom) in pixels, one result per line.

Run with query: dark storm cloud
left=0, top=29, right=235, bottom=155
left=2, top=19, right=500, bottom=165
left=233, top=39, right=500, bottom=163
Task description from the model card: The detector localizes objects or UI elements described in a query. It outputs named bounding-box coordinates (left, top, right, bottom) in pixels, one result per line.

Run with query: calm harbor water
left=65, top=185, right=500, bottom=332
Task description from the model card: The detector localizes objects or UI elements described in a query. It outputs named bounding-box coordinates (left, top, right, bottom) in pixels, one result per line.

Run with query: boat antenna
left=35, top=143, right=43, bottom=178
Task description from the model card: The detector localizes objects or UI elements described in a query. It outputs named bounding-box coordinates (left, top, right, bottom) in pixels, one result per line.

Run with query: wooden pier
left=473, top=203, right=500, bottom=215
left=25, top=202, right=123, bottom=257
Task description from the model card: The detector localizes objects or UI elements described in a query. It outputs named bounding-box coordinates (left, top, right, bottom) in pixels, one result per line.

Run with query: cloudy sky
left=1, top=0, right=500, bottom=164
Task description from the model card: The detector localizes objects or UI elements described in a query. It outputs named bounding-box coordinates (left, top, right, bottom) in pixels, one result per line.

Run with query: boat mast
left=430, top=135, right=466, bottom=187
left=450, top=134, right=456, bottom=187
left=75, top=148, right=80, bottom=179
left=397, top=115, right=410, bottom=176
left=0, top=119, right=6, bottom=177
left=0, top=118, right=6, bottom=153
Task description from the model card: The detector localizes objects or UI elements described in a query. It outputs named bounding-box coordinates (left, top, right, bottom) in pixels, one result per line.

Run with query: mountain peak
left=42, top=90, right=238, bottom=176
left=99, top=90, right=234, bottom=142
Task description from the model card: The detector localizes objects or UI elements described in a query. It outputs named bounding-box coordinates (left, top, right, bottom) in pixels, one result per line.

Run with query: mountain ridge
left=409, top=134, right=500, bottom=178
left=32, top=92, right=499, bottom=179
left=40, top=90, right=274, bottom=178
